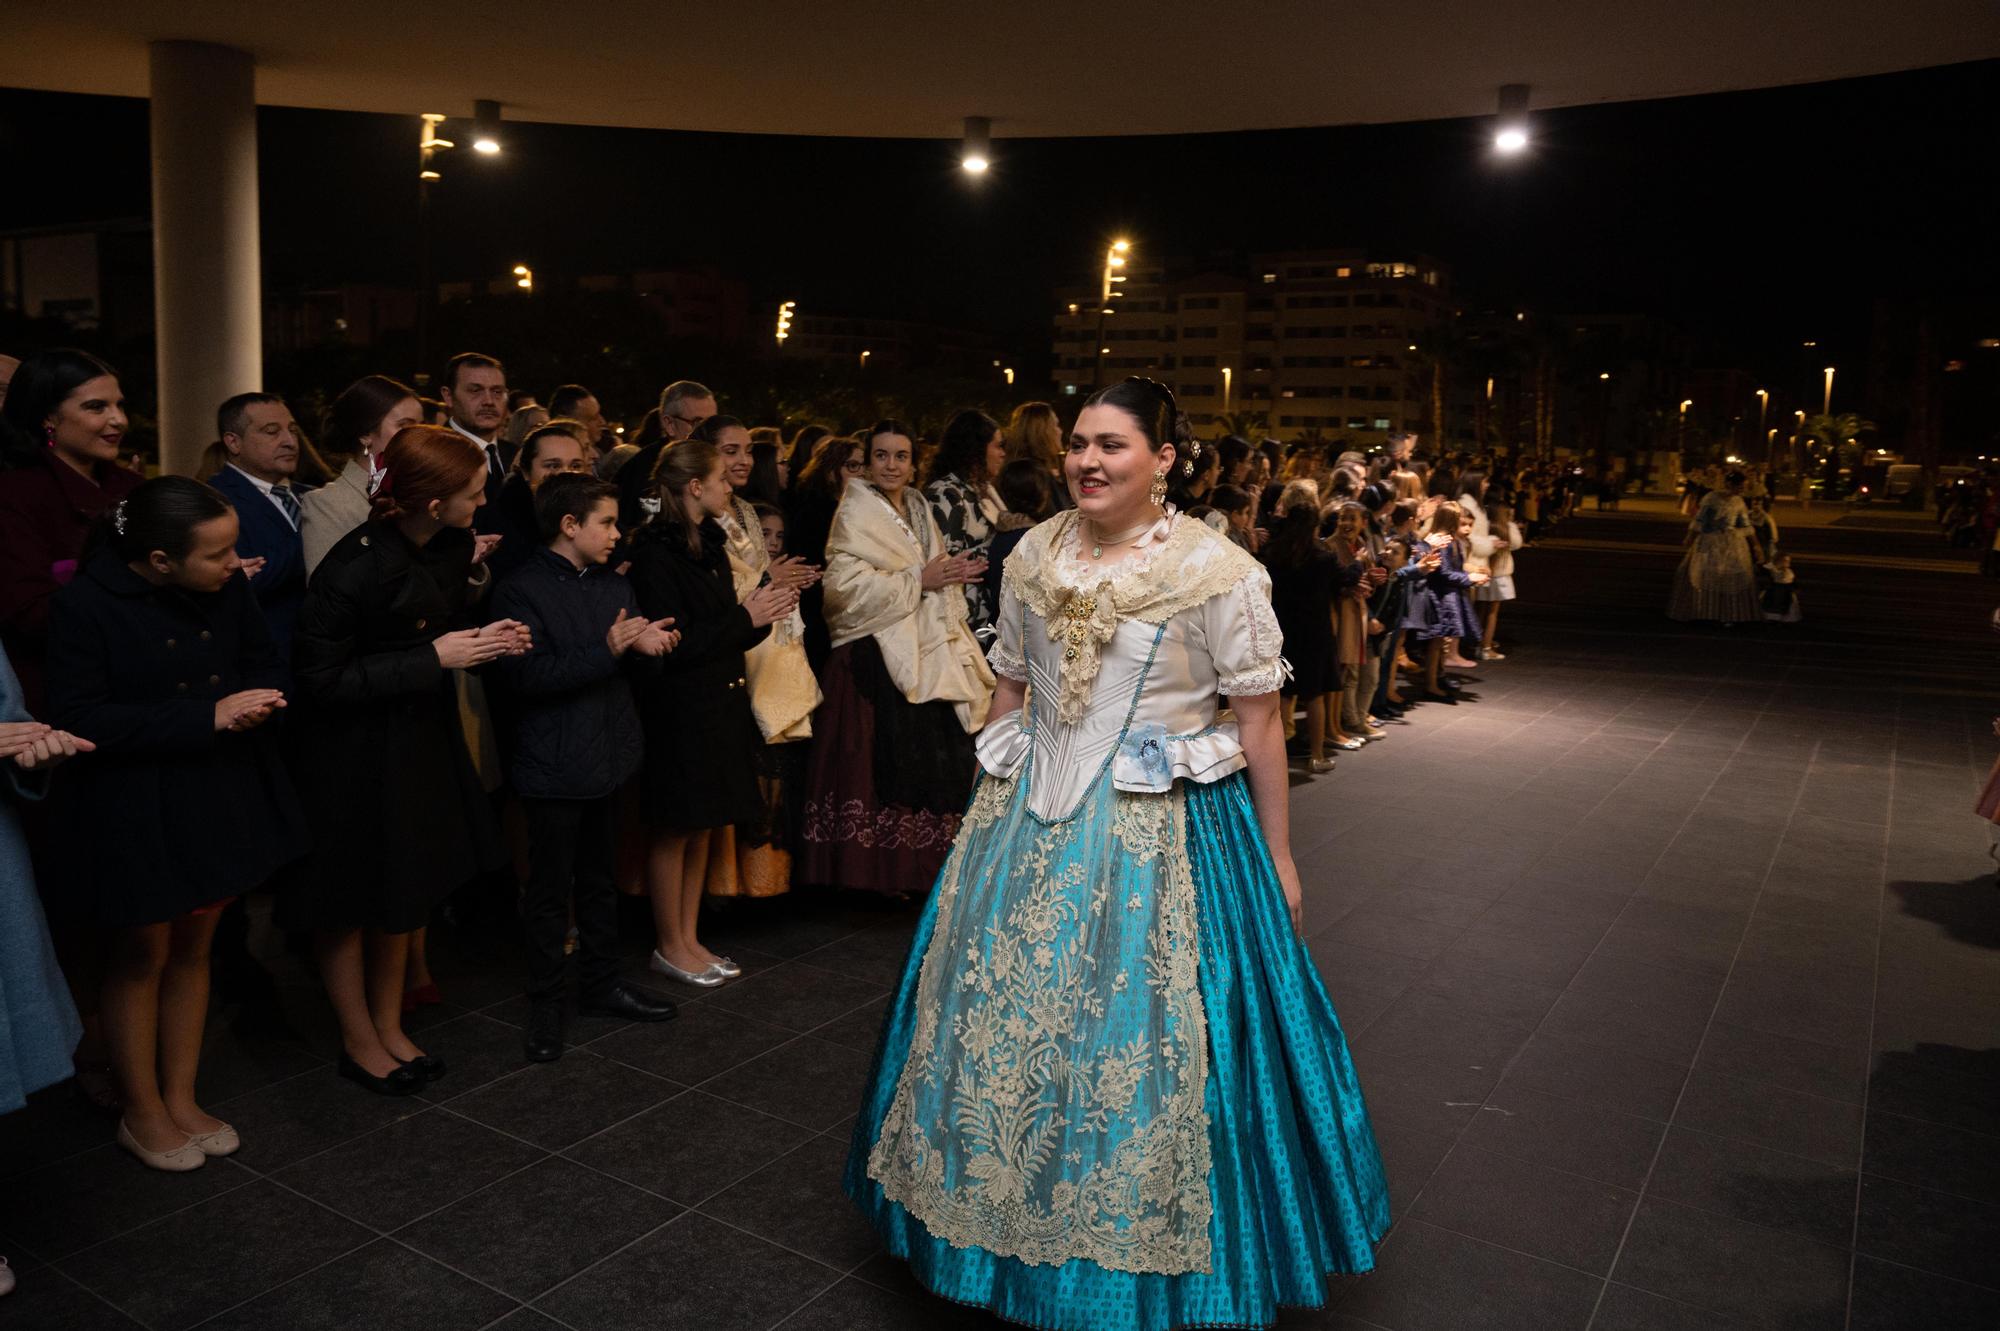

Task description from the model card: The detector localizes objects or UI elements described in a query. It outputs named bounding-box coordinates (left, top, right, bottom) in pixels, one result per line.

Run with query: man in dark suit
left=210, top=392, right=314, bottom=665
left=440, top=352, right=515, bottom=532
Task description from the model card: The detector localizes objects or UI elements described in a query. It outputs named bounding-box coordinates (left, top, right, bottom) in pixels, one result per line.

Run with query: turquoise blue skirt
left=844, top=770, right=1389, bottom=1331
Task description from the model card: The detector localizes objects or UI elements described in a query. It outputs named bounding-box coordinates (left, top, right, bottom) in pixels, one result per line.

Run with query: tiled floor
left=4, top=504, right=1997, bottom=1330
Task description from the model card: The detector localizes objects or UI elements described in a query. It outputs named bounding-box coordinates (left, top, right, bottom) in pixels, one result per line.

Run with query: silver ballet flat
left=650, top=950, right=725, bottom=988
left=707, top=956, right=742, bottom=979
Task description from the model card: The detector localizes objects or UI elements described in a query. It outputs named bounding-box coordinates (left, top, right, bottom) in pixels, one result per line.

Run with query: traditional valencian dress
left=803, top=478, right=995, bottom=894
left=1668, top=490, right=1762, bottom=623
left=846, top=509, right=1389, bottom=1331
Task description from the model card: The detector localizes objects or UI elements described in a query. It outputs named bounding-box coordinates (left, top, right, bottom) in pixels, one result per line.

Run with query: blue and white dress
left=846, top=510, right=1388, bottom=1331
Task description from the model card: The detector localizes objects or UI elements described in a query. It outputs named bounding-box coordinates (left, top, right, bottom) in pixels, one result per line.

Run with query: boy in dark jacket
left=490, top=474, right=681, bottom=1061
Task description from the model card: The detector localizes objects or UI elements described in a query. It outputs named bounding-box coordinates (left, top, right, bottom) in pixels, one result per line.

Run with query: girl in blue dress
left=846, top=378, right=1388, bottom=1331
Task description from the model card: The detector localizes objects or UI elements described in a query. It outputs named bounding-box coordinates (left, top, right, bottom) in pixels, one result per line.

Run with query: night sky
left=1, top=59, right=1993, bottom=378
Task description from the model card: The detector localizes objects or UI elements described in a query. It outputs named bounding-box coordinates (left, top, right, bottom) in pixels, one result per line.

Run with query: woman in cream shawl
left=801, top=421, right=993, bottom=895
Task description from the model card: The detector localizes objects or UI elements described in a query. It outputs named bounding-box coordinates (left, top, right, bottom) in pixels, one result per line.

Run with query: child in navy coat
left=488, top=474, right=681, bottom=1062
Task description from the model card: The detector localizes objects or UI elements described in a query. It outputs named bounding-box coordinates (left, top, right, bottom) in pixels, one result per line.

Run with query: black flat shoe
left=338, top=1052, right=424, bottom=1097
left=523, top=1003, right=563, bottom=1063
left=396, top=1053, right=447, bottom=1081
left=579, top=983, right=679, bottom=1023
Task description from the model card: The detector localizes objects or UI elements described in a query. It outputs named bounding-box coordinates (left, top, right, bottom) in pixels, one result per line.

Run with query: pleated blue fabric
left=845, top=768, right=1389, bottom=1331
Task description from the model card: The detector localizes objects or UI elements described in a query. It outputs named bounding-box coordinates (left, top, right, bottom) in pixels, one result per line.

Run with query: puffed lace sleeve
left=1200, top=564, right=1287, bottom=696
left=986, top=570, right=1028, bottom=683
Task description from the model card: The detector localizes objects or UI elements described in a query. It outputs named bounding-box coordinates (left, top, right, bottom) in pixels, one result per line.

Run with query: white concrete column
left=149, top=41, right=261, bottom=477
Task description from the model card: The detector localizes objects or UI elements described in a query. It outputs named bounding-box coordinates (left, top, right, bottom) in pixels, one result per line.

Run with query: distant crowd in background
left=0, top=342, right=1569, bottom=1202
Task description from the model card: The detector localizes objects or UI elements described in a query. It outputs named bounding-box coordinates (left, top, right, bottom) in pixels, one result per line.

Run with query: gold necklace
left=1087, top=512, right=1158, bottom=559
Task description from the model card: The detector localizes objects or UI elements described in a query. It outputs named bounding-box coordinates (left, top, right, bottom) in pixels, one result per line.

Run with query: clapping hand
left=633, top=616, right=680, bottom=657
left=479, top=618, right=533, bottom=655
left=214, top=689, right=285, bottom=733
left=921, top=553, right=986, bottom=590
left=767, top=556, right=821, bottom=591
left=606, top=609, right=678, bottom=657
left=744, top=582, right=799, bottom=628
left=471, top=533, right=503, bottom=566
left=0, top=720, right=95, bottom=771
left=238, top=556, right=268, bottom=580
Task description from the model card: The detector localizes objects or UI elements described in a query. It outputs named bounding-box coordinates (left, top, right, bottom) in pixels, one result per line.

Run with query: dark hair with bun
left=84, top=475, right=231, bottom=565
left=370, top=425, right=485, bottom=523
left=1081, top=376, right=1210, bottom=503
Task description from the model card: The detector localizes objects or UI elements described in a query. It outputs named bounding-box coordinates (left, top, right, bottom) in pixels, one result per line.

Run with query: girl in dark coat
left=1406, top=501, right=1489, bottom=702
left=626, top=439, right=794, bottom=987
left=285, top=426, right=530, bottom=1096
left=1262, top=483, right=1344, bottom=772
left=47, top=477, right=307, bottom=1170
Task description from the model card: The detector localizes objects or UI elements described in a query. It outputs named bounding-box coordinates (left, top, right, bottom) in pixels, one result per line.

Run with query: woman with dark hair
left=626, top=440, right=795, bottom=978
left=803, top=421, right=992, bottom=896
left=284, top=425, right=529, bottom=1095
left=0, top=350, right=144, bottom=714
left=922, top=409, right=1007, bottom=641
left=48, top=477, right=307, bottom=1167
left=784, top=422, right=831, bottom=478
left=846, top=376, right=1388, bottom=1329
left=788, top=433, right=866, bottom=669
left=1263, top=480, right=1342, bottom=772
left=743, top=432, right=788, bottom=507
left=485, top=424, right=589, bottom=580
left=301, top=375, right=422, bottom=577
left=1003, top=401, right=1070, bottom=510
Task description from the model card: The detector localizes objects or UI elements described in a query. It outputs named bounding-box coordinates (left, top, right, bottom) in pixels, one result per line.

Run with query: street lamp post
left=1822, top=366, right=1835, bottom=416
left=1221, top=366, right=1232, bottom=415
left=1093, top=238, right=1130, bottom=390
left=1678, top=398, right=1692, bottom=457
left=1755, top=388, right=1769, bottom=465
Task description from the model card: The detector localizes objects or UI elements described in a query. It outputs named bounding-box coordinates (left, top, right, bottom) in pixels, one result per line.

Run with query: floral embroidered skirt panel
left=846, top=765, right=1389, bottom=1331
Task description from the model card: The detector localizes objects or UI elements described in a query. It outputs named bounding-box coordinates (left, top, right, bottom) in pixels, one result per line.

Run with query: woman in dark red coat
left=0, top=350, right=143, bottom=716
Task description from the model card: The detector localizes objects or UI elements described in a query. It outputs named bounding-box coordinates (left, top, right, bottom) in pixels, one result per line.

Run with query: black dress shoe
left=524, top=1002, right=564, bottom=1063
left=580, top=983, right=679, bottom=1023
left=396, top=1053, right=447, bottom=1081
left=338, top=1052, right=424, bottom=1097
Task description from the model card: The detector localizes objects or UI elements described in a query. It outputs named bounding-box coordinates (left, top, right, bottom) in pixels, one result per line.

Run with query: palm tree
left=1798, top=411, right=1877, bottom=495
left=1406, top=326, right=1464, bottom=447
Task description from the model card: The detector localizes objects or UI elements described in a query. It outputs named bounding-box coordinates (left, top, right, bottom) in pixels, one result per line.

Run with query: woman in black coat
left=47, top=477, right=307, bottom=1170
left=626, top=439, right=793, bottom=988
left=284, top=425, right=530, bottom=1096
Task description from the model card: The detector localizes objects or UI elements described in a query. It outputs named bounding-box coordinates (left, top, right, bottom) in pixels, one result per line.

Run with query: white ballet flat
left=650, top=950, right=725, bottom=988
left=117, top=1120, right=207, bottom=1172
left=187, top=1123, right=240, bottom=1158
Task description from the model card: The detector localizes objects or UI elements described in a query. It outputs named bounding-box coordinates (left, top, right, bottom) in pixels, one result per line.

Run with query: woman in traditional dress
left=694, top=415, right=821, bottom=899
left=801, top=421, right=993, bottom=896
left=1668, top=469, right=1765, bottom=623
left=846, top=378, right=1388, bottom=1331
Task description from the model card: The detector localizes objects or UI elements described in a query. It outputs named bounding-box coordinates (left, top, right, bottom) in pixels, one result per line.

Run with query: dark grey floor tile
left=1337, top=1219, right=1602, bottom=1331
left=1568, top=951, right=1727, bottom=1012
left=1536, top=988, right=1712, bottom=1065
left=1864, top=1110, right=2000, bottom=1204
left=1855, top=1174, right=2000, bottom=1290
left=0, top=1269, right=148, bottom=1329
left=563, top=1089, right=814, bottom=1205
left=1411, top=958, right=1565, bottom=1029
left=57, top=1180, right=371, bottom=1331
left=1695, top=1021, right=1870, bottom=1104
left=275, top=1107, right=547, bottom=1230
left=196, top=1237, right=516, bottom=1331
left=1348, top=1048, right=1501, bottom=1140
left=1305, top=937, right=1434, bottom=994
left=700, top=1132, right=881, bottom=1267
left=1459, top=1082, right=1666, bottom=1191
left=1408, top=1143, right=1638, bottom=1274
left=1592, top=1283, right=1745, bottom=1330
left=586, top=1001, right=795, bottom=1085
left=2, top=1145, right=254, bottom=1260
left=1594, top=921, right=1742, bottom=976
left=701, top=962, right=887, bottom=1033
left=1849, top=1254, right=2000, bottom=1330
left=482, top=1311, right=570, bottom=1331
left=395, top=1155, right=680, bottom=1300
left=446, top=1051, right=679, bottom=1151
left=480, top=992, right=652, bottom=1051
left=1866, top=1038, right=2000, bottom=1137
left=1318, top=909, right=1467, bottom=962
left=1672, top=1067, right=1863, bottom=1168
left=534, top=1210, right=837, bottom=1331
left=1612, top=1197, right=1849, bottom=1331
left=793, top=928, right=921, bottom=987
left=699, top=1035, right=875, bottom=1132
left=809, top=995, right=892, bottom=1053
left=1370, top=1123, right=1458, bottom=1219
left=1351, top=992, right=1534, bottom=1068
left=775, top=1275, right=990, bottom=1331
left=1432, top=928, right=1597, bottom=987
left=1501, top=1032, right=1690, bottom=1121
left=1354, top=885, right=1496, bottom=927
left=702, top=902, right=884, bottom=959
left=401, top=1011, right=540, bottom=1101
left=0, top=1086, right=117, bottom=1181
left=213, top=1062, right=429, bottom=1171
left=194, top=1024, right=329, bottom=1105
left=1645, top=1126, right=1857, bottom=1245
left=1320, top=980, right=1404, bottom=1040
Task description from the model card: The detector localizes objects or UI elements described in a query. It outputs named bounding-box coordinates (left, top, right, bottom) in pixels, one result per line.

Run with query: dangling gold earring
left=1148, top=470, right=1168, bottom=506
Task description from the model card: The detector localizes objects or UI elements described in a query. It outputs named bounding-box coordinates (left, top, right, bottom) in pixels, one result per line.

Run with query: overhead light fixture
left=961, top=116, right=991, bottom=174
left=1493, top=83, right=1531, bottom=155
left=512, top=263, right=532, bottom=291
left=472, top=99, right=503, bottom=155
left=775, top=300, right=796, bottom=345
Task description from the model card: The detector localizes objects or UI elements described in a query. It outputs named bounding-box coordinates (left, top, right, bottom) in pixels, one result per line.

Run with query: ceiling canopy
left=2, top=2, right=1994, bottom=138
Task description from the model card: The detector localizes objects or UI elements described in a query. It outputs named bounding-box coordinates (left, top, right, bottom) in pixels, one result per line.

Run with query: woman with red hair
left=282, top=425, right=529, bottom=1095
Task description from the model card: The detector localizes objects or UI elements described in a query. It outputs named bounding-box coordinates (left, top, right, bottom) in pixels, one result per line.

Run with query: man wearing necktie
left=440, top=351, right=515, bottom=533
left=211, top=391, right=314, bottom=666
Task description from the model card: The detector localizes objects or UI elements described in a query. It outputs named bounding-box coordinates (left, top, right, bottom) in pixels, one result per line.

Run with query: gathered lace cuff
left=1219, top=656, right=1292, bottom=697
left=986, top=636, right=1028, bottom=683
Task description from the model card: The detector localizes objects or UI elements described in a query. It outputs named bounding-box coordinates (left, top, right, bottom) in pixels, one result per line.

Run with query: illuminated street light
left=1821, top=366, right=1836, bottom=415
left=1003, top=368, right=1015, bottom=386
left=472, top=99, right=503, bottom=155
left=960, top=116, right=991, bottom=174
left=775, top=300, right=796, bottom=346
left=1095, top=238, right=1134, bottom=388
left=1599, top=372, right=1611, bottom=381
left=1221, top=366, right=1233, bottom=413
left=1493, top=83, right=1531, bottom=155
left=512, top=264, right=532, bottom=291
left=859, top=349, right=871, bottom=369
